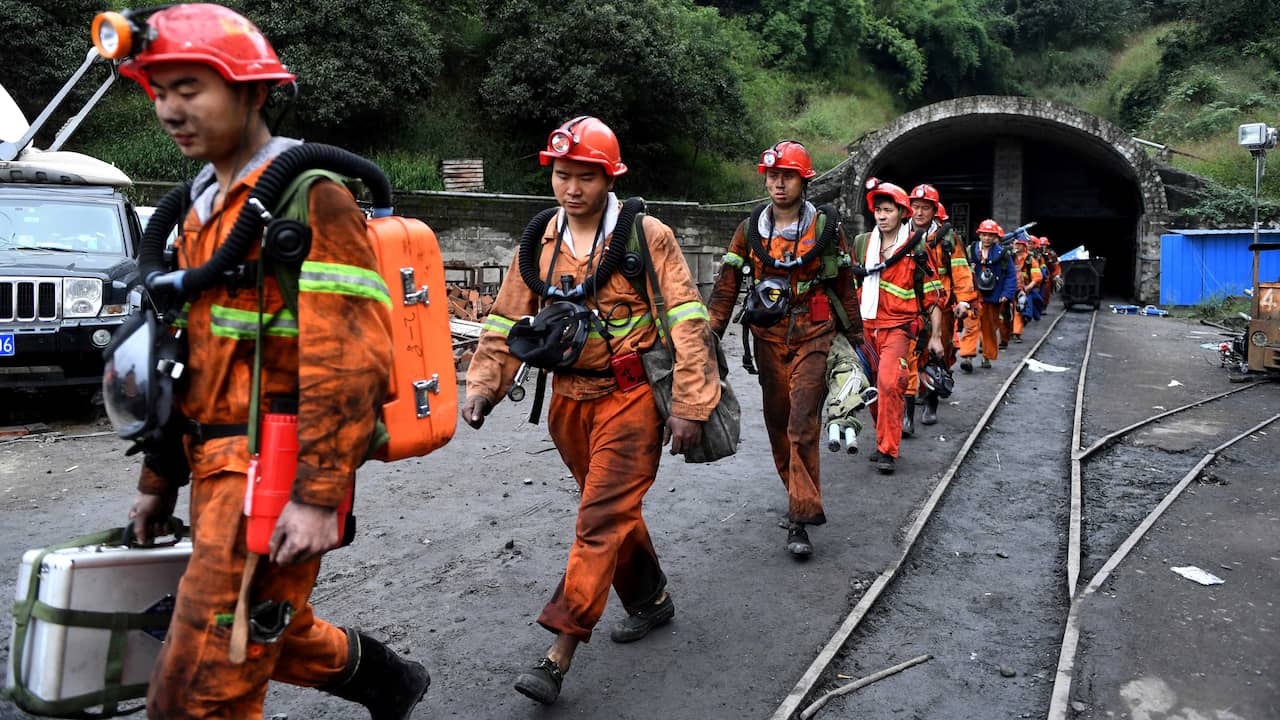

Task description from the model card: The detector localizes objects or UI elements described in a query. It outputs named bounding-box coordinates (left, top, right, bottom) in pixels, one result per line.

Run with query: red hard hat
left=757, top=140, right=816, bottom=179
left=539, top=116, right=627, bottom=177
left=977, top=219, right=1003, bottom=236
left=118, top=4, right=295, bottom=99
left=1039, top=236, right=1050, bottom=247
left=936, top=202, right=949, bottom=221
left=909, top=184, right=941, bottom=206
left=864, top=178, right=912, bottom=214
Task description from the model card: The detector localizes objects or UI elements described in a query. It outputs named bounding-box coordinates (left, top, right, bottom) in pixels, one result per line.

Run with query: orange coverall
left=467, top=207, right=719, bottom=642
left=906, top=223, right=977, bottom=393
left=852, top=231, right=944, bottom=459
left=1005, top=244, right=1042, bottom=339
left=139, top=150, right=394, bottom=717
left=706, top=207, right=862, bottom=526
left=959, top=242, right=1016, bottom=362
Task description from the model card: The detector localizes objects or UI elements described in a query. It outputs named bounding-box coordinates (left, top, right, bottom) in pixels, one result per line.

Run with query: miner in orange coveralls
left=705, top=140, right=863, bottom=558
left=959, top=220, right=1019, bottom=369
left=120, top=5, right=428, bottom=719
left=461, top=117, right=720, bottom=705
left=851, top=181, right=945, bottom=474
left=1007, top=237, right=1042, bottom=343
left=1039, top=236, right=1062, bottom=305
left=903, top=186, right=977, bottom=429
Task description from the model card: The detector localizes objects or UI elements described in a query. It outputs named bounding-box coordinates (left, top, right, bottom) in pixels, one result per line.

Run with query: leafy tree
left=1000, top=0, right=1135, bottom=49
left=0, top=0, right=106, bottom=129
left=756, top=0, right=869, bottom=72
left=890, top=0, right=1013, bottom=99
left=477, top=0, right=756, bottom=180
left=228, top=0, right=442, bottom=141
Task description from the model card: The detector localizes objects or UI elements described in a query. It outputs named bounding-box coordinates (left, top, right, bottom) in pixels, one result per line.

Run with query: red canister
left=244, top=413, right=355, bottom=555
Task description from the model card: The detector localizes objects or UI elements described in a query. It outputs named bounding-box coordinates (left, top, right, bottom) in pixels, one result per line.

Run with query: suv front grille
left=0, top=278, right=60, bottom=322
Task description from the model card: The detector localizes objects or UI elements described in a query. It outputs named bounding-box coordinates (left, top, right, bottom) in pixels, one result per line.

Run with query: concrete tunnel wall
left=813, top=96, right=1171, bottom=303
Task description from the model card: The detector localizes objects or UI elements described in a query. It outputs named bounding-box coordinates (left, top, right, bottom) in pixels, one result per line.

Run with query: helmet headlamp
left=548, top=129, right=575, bottom=156
left=762, top=150, right=778, bottom=167
left=91, top=10, right=151, bottom=60
left=92, top=6, right=170, bottom=61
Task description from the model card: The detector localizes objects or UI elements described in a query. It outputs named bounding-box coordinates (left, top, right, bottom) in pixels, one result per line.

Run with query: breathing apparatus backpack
left=734, top=203, right=846, bottom=372
left=851, top=224, right=934, bottom=350
left=117, top=143, right=457, bottom=464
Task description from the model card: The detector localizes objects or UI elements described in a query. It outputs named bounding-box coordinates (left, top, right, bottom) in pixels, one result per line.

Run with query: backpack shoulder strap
left=626, top=213, right=651, bottom=303
left=268, top=169, right=349, bottom=319
left=853, top=232, right=871, bottom=265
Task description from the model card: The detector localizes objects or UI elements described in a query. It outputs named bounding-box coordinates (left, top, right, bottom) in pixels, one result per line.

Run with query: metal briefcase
left=4, top=526, right=191, bottom=718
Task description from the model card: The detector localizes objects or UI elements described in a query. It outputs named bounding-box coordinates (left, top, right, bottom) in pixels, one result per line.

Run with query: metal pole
left=0, top=48, right=101, bottom=161
left=1253, top=150, right=1264, bottom=320
left=48, top=68, right=118, bottom=152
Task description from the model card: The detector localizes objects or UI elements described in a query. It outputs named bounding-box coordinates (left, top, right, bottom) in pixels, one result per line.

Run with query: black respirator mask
left=922, top=356, right=955, bottom=398
left=975, top=266, right=997, bottom=293
left=506, top=301, right=596, bottom=371
left=742, top=276, right=791, bottom=328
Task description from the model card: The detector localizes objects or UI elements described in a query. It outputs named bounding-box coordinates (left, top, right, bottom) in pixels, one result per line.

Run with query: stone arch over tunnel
left=833, top=96, right=1169, bottom=302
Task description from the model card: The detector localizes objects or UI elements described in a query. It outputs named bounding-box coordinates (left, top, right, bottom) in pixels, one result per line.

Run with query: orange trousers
left=754, top=333, right=830, bottom=525
left=148, top=470, right=349, bottom=719
left=868, top=326, right=912, bottom=459
left=958, top=302, right=1003, bottom=362
left=538, top=385, right=666, bottom=642
left=1002, top=302, right=1024, bottom=340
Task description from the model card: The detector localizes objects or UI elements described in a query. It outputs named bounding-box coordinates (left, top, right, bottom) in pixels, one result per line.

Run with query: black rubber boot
left=921, top=392, right=939, bottom=425
left=786, top=523, right=813, bottom=558
left=902, top=395, right=916, bottom=438
left=324, top=629, right=430, bottom=720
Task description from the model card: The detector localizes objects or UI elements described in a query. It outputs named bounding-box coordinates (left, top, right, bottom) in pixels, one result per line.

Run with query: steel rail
left=1047, top=411, right=1280, bottom=720
left=769, top=309, right=1071, bottom=720
left=1066, top=312, right=1098, bottom=597
left=1072, top=380, right=1269, bottom=462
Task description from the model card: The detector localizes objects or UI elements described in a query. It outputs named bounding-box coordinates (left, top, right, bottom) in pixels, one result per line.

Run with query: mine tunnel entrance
left=854, top=109, right=1150, bottom=299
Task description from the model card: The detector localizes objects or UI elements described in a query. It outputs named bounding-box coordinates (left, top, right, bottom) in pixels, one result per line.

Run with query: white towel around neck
left=859, top=223, right=913, bottom=321
left=556, top=193, right=620, bottom=258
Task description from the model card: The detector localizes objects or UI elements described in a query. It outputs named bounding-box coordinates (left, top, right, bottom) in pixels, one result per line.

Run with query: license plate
left=0, top=333, right=12, bottom=357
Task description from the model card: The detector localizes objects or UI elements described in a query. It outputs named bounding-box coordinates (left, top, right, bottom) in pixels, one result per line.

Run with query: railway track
left=770, top=308, right=1278, bottom=720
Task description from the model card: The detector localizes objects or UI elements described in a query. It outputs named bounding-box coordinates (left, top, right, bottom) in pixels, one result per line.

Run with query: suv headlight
left=64, top=278, right=103, bottom=318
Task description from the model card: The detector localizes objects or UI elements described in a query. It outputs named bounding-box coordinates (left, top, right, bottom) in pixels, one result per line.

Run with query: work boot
left=960, top=357, right=973, bottom=373
left=786, top=523, right=813, bottom=557
left=323, top=629, right=430, bottom=720
left=514, top=657, right=564, bottom=705
left=877, top=454, right=896, bottom=475
left=981, top=357, right=992, bottom=369
left=999, top=339, right=1008, bottom=349
left=866, top=450, right=882, bottom=463
left=902, top=395, right=916, bottom=438
left=921, top=392, right=939, bottom=425
left=610, top=593, right=675, bottom=643
left=1013, top=333, right=1022, bottom=344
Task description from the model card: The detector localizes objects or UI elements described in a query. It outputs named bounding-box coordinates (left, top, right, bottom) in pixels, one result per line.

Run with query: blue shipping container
left=1160, top=229, right=1280, bottom=305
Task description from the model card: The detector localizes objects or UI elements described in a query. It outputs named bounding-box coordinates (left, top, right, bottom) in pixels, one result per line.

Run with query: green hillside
left=2, top=0, right=1277, bottom=222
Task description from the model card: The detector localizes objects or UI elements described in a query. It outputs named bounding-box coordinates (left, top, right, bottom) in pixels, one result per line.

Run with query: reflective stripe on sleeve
left=667, top=300, right=710, bottom=327
left=299, top=261, right=392, bottom=307
left=482, top=314, right=516, bottom=337
left=722, top=252, right=745, bottom=268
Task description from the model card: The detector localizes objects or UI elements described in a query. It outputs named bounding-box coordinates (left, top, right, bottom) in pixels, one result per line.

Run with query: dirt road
left=0, top=308, right=1274, bottom=720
